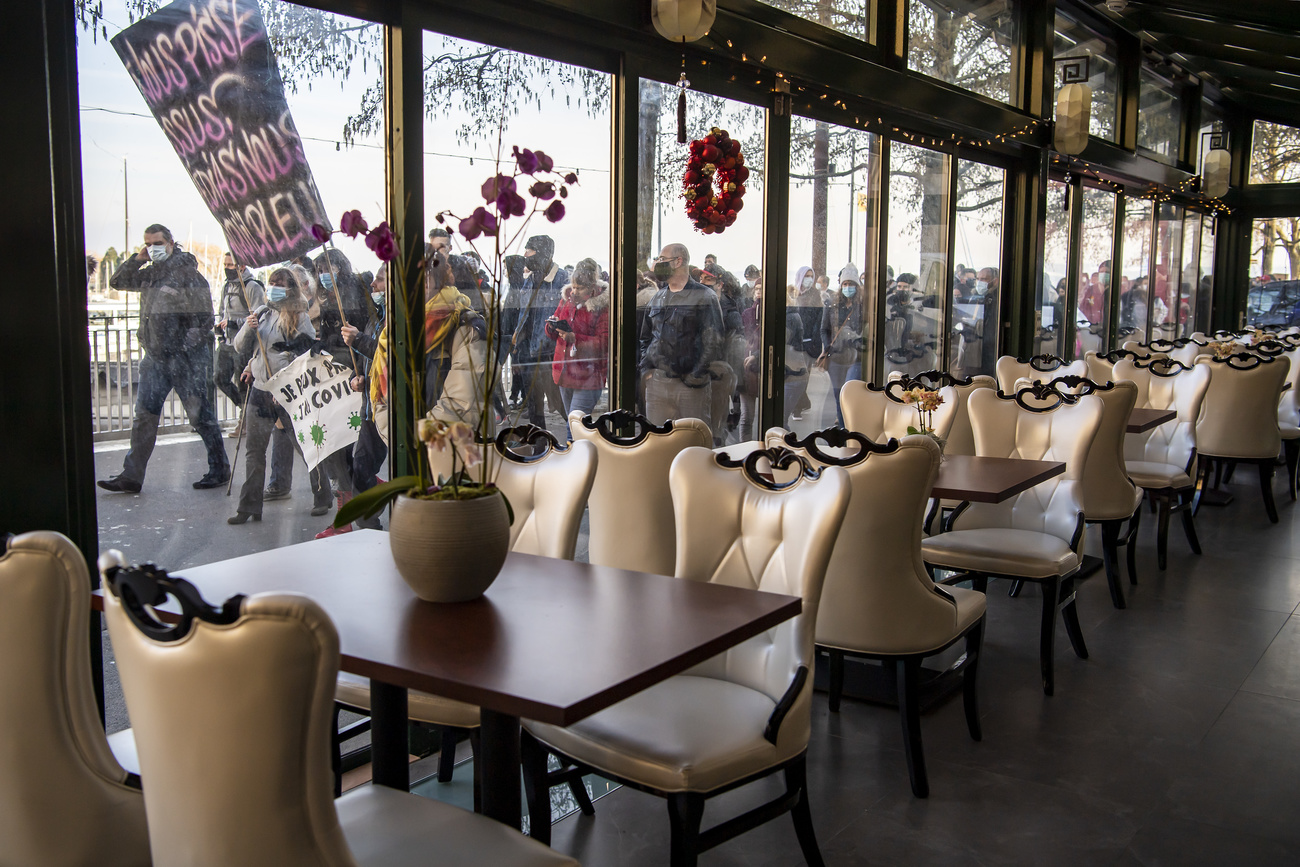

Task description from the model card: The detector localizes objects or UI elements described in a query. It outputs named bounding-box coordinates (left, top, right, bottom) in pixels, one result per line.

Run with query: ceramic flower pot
left=388, top=491, right=510, bottom=602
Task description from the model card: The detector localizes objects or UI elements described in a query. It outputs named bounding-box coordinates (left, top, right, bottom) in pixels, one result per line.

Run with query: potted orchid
left=901, top=386, right=947, bottom=455
left=319, top=142, right=575, bottom=601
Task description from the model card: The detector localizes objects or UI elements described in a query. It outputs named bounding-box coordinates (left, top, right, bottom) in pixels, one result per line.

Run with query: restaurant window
left=1039, top=180, right=1069, bottom=359
left=907, top=0, right=1015, bottom=105
left=1137, top=65, right=1182, bottom=162
left=1073, top=185, right=1116, bottom=356
left=1118, top=198, right=1153, bottom=344
left=884, top=141, right=949, bottom=377
left=1249, top=120, right=1300, bottom=185
left=1052, top=12, right=1118, bottom=142
left=1177, top=212, right=1203, bottom=339
left=421, top=31, right=613, bottom=447
left=948, top=159, right=1005, bottom=378
left=637, top=84, right=765, bottom=447
left=758, top=1, right=873, bottom=41
left=784, top=116, right=881, bottom=434
left=1149, top=203, right=1183, bottom=343
left=1196, top=215, right=1215, bottom=332
left=1247, top=218, right=1300, bottom=329
left=78, top=0, right=386, bottom=571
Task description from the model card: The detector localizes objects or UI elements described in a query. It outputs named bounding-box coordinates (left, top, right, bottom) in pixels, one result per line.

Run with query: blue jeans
left=119, top=343, right=228, bottom=484
left=827, top=359, right=862, bottom=426
left=560, top=386, right=602, bottom=437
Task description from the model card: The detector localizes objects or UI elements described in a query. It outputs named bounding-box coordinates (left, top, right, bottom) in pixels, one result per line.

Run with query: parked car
left=1247, top=279, right=1300, bottom=328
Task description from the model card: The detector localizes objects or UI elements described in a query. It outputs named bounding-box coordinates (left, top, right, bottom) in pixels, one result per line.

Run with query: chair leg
left=520, top=729, right=552, bottom=844
left=971, top=572, right=988, bottom=595
left=1259, top=460, right=1280, bottom=524
left=437, top=727, right=457, bottom=783
left=1125, top=506, right=1141, bottom=586
left=1285, top=439, right=1300, bottom=502
left=667, top=792, right=706, bottom=867
left=568, top=773, right=596, bottom=816
left=1179, top=490, right=1202, bottom=555
left=331, top=704, right=344, bottom=798
left=827, top=649, right=844, bottom=713
left=923, top=499, right=941, bottom=535
left=962, top=621, right=984, bottom=742
left=1061, top=576, right=1089, bottom=661
left=1224, top=459, right=1237, bottom=484
left=1156, top=495, right=1172, bottom=571
left=1100, top=519, right=1125, bottom=609
left=1039, top=578, right=1059, bottom=696
left=469, top=729, right=481, bottom=815
left=1008, top=579, right=1023, bottom=597
left=785, top=757, right=826, bottom=867
left=1192, top=461, right=1210, bottom=516
left=896, top=656, right=928, bottom=798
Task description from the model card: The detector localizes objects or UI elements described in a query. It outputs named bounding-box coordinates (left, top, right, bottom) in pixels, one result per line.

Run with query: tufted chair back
left=0, top=533, right=150, bottom=867
left=490, top=427, right=597, bottom=560
left=101, top=556, right=353, bottom=867
left=840, top=381, right=958, bottom=442
left=1278, top=348, right=1300, bottom=431
left=1170, top=340, right=1209, bottom=367
left=571, top=411, right=712, bottom=575
left=668, top=446, right=849, bottom=758
left=1120, top=340, right=1165, bottom=360
left=1052, top=379, right=1140, bottom=521
left=957, top=388, right=1103, bottom=547
left=994, top=355, right=1087, bottom=393
left=886, top=371, right=994, bottom=456
left=1117, top=359, right=1210, bottom=476
left=1195, top=354, right=1291, bottom=460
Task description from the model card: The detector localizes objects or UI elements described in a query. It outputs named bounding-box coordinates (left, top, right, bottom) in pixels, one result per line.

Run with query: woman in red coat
left=544, top=257, right=610, bottom=427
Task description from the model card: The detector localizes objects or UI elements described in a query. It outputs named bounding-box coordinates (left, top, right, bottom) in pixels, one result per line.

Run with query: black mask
left=225, top=268, right=239, bottom=281
left=527, top=256, right=551, bottom=278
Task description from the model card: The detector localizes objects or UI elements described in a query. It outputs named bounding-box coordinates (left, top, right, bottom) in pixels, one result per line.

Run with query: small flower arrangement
left=1209, top=340, right=1237, bottom=360
left=901, top=386, right=945, bottom=436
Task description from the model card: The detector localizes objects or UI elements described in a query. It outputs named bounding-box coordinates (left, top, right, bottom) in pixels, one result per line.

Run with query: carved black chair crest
left=1213, top=352, right=1272, bottom=370
left=578, top=410, right=674, bottom=447
left=1001, top=377, right=1108, bottom=412
left=1251, top=339, right=1290, bottom=358
left=782, top=426, right=901, bottom=467
left=1135, top=357, right=1193, bottom=377
left=490, top=424, right=568, bottom=463
left=1097, top=348, right=1143, bottom=364
left=896, top=369, right=977, bottom=389
left=1013, top=353, right=1070, bottom=372
left=103, top=562, right=243, bottom=643
left=715, top=445, right=823, bottom=490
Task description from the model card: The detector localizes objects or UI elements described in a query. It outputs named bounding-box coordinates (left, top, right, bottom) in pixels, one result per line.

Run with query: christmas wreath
left=684, top=127, right=749, bottom=235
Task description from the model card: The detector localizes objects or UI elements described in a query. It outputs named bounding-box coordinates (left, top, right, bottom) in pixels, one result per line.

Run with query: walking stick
left=226, top=380, right=255, bottom=496
left=321, top=242, right=361, bottom=372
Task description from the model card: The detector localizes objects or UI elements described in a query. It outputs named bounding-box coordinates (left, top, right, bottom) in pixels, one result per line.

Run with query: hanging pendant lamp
left=651, top=0, right=717, bottom=42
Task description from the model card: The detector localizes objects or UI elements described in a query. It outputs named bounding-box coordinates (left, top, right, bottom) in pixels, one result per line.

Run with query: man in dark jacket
left=98, top=223, right=229, bottom=492
left=512, top=235, right=569, bottom=428
left=213, top=252, right=265, bottom=427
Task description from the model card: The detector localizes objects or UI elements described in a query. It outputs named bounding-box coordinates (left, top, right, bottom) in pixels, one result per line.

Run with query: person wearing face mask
left=957, top=266, right=1002, bottom=377
left=511, top=235, right=569, bottom=431
left=819, top=264, right=866, bottom=425
left=788, top=266, right=824, bottom=420
left=98, top=223, right=230, bottom=494
left=543, top=258, right=610, bottom=432
left=213, top=252, right=265, bottom=438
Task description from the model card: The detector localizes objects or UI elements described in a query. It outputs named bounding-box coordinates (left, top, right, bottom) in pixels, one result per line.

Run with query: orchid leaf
left=333, top=475, right=421, bottom=528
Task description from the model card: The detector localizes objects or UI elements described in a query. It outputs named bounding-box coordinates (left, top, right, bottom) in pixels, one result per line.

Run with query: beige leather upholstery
left=921, top=390, right=1103, bottom=579
left=840, top=382, right=959, bottom=442
left=1278, top=348, right=1300, bottom=439
left=0, top=532, right=150, bottom=867
left=1117, top=359, right=1210, bottom=490
left=1170, top=341, right=1209, bottom=367
left=100, top=558, right=576, bottom=867
left=526, top=447, right=850, bottom=793
left=1083, top=351, right=1117, bottom=387
left=1195, top=356, right=1291, bottom=460
left=570, top=412, right=712, bottom=576
left=943, top=376, right=996, bottom=457
left=1077, top=381, right=1143, bottom=521
left=1121, top=340, right=1162, bottom=360
left=994, top=356, right=1086, bottom=393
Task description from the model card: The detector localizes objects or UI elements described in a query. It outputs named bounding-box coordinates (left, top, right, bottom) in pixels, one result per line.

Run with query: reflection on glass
left=1138, top=66, right=1181, bottom=161
left=1248, top=218, right=1300, bottom=329
left=1119, top=199, right=1153, bottom=344
left=1249, top=120, right=1300, bottom=184
left=885, top=142, right=949, bottom=377
left=908, top=0, right=1014, bottom=104
left=1053, top=14, right=1118, bottom=142
left=421, top=32, right=613, bottom=447
left=1177, top=212, right=1202, bottom=339
left=949, top=160, right=1004, bottom=377
left=1073, top=186, right=1115, bottom=356
left=1039, top=181, right=1069, bottom=358
left=1149, top=204, right=1183, bottom=342
left=759, top=1, right=872, bottom=40
left=785, top=116, right=880, bottom=434
left=1197, top=216, right=1215, bottom=332
left=637, top=84, right=764, bottom=446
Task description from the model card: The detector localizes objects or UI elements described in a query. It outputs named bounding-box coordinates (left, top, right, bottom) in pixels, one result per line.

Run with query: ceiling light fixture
left=1105, top=0, right=1128, bottom=12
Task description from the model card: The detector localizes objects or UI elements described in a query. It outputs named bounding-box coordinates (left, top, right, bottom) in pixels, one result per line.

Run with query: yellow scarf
left=370, top=286, right=472, bottom=407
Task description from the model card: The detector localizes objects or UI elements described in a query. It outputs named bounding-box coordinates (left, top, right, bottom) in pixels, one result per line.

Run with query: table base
left=370, top=682, right=410, bottom=791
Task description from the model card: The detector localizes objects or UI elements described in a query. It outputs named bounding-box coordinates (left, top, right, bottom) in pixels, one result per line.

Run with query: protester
left=213, top=252, right=265, bottom=438
left=544, top=257, right=609, bottom=429
left=511, top=235, right=569, bottom=430
left=820, top=264, right=865, bottom=425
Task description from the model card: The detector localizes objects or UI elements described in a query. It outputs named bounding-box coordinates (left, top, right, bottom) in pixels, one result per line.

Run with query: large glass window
left=1177, top=212, right=1202, bottom=339
left=1073, top=185, right=1116, bottom=356
left=784, top=116, right=881, bottom=434
left=637, top=85, right=765, bottom=447
left=1052, top=13, right=1119, bottom=142
left=1137, top=66, right=1182, bottom=161
left=421, top=32, right=613, bottom=447
left=1196, top=216, right=1215, bottom=332
left=1118, top=198, right=1153, bottom=343
left=1149, top=204, right=1183, bottom=342
left=1249, top=120, right=1300, bottom=185
left=884, top=142, right=949, bottom=377
left=1248, top=218, right=1300, bottom=329
left=908, top=0, right=1015, bottom=105
left=949, top=160, right=1005, bottom=378
left=759, top=1, right=873, bottom=40
left=1039, top=180, right=1069, bottom=358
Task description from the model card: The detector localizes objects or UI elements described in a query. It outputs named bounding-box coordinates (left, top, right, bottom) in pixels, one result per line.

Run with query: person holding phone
left=544, top=258, right=609, bottom=431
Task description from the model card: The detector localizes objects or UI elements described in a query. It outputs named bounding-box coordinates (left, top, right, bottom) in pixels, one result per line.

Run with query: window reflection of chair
left=335, top=426, right=597, bottom=801
left=521, top=446, right=850, bottom=867
left=100, top=557, right=577, bottom=867
left=994, top=354, right=1086, bottom=393
left=570, top=409, right=712, bottom=577
left=0, top=532, right=150, bottom=867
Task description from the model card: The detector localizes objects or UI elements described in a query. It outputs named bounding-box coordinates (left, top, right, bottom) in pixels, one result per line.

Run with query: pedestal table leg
left=480, top=708, right=523, bottom=828
left=370, top=681, right=409, bottom=791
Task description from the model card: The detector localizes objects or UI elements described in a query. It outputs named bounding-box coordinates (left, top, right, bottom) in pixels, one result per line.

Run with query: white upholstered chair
left=1116, top=358, right=1212, bottom=569
left=1195, top=353, right=1291, bottom=523
left=99, top=555, right=577, bottom=867
left=336, top=425, right=597, bottom=798
left=840, top=379, right=958, bottom=443
left=994, top=354, right=1086, bottom=393
left=569, top=409, right=712, bottom=576
left=0, top=532, right=150, bottom=867
left=921, top=384, right=1103, bottom=695
left=1278, top=347, right=1300, bottom=501
left=777, top=427, right=985, bottom=798
left=521, top=445, right=850, bottom=867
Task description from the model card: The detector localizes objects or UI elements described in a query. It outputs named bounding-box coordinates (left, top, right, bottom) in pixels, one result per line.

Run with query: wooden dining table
left=1126, top=407, right=1177, bottom=432
left=96, top=530, right=801, bottom=830
left=930, top=455, right=1066, bottom=503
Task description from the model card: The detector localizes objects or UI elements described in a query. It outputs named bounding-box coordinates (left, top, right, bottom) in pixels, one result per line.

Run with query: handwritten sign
left=111, top=0, right=331, bottom=267
left=264, top=352, right=363, bottom=471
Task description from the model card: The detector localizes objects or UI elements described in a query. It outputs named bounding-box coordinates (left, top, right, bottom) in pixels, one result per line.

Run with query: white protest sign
left=264, top=352, right=363, bottom=471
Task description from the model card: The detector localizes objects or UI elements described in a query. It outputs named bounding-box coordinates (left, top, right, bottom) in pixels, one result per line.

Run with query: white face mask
left=147, top=244, right=170, bottom=263
left=975, top=280, right=989, bottom=293
left=802, top=277, right=814, bottom=289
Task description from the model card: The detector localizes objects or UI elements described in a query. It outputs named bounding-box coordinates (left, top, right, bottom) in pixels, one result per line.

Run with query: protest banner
left=111, top=0, right=331, bottom=267
left=263, top=352, right=364, bottom=472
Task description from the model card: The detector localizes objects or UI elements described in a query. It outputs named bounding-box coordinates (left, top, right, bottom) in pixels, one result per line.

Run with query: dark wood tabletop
left=1127, top=407, right=1177, bottom=433
left=931, top=455, right=1066, bottom=503
left=102, top=530, right=801, bottom=728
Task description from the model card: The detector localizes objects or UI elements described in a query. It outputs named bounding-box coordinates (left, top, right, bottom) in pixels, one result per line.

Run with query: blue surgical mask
left=841, top=284, right=858, bottom=298
left=319, top=273, right=334, bottom=291
left=268, top=286, right=289, bottom=304
left=371, top=292, right=385, bottom=307
left=975, top=280, right=989, bottom=293
left=147, top=244, right=170, bottom=263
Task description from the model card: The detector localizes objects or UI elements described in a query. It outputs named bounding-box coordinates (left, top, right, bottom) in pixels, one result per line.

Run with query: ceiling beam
left=1125, top=0, right=1300, bottom=33
left=1153, top=38, right=1300, bottom=78
left=1122, top=9, right=1300, bottom=55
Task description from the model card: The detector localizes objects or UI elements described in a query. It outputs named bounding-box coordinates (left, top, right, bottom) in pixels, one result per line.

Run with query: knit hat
left=571, top=257, right=602, bottom=287
left=837, top=263, right=861, bottom=287
left=524, top=235, right=555, bottom=260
